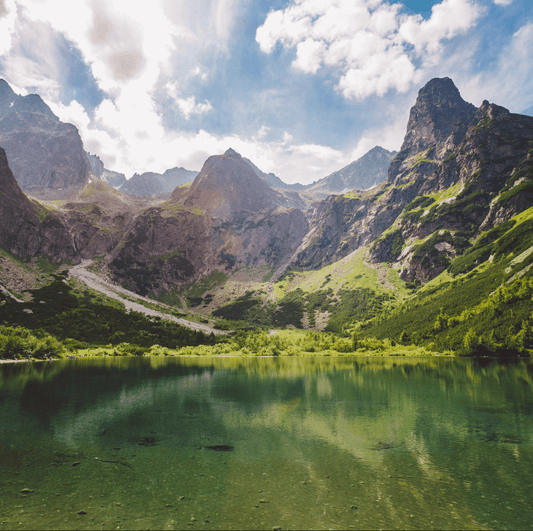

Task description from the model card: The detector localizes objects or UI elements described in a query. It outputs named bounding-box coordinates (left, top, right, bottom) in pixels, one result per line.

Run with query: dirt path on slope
left=69, top=261, right=226, bottom=335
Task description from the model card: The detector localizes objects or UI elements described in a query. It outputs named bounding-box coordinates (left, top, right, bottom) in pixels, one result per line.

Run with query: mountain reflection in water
left=0, top=356, right=532, bottom=530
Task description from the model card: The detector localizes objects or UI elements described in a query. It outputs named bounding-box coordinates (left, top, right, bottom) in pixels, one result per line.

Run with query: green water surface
left=0, top=356, right=532, bottom=530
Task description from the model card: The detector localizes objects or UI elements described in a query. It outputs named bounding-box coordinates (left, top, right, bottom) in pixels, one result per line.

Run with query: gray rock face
left=183, top=151, right=291, bottom=220
left=0, top=79, right=91, bottom=199
left=101, top=169, right=127, bottom=189
left=108, top=152, right=309, bottom=294
left=308, top=146, right=397, bottom=196
left=85, top=152, right=104, bottom=177
left=0, top=147, right=77, bottom=261
left=121, top=172, right=164, bottom=196
left=119, top=167, right=197, bottom=197
left=86, top=152, right=127, bottom=188
left=292, top=78, right=533, bottom=284
left=388, top=77, right=477, bottom=184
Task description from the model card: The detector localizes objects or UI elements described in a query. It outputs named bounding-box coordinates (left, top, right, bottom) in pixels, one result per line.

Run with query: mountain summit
left=307, top=146, right=397, bottom=196
left=183, top=150, right=287, bottom=220
left=0, top=79, right=90, bottom=199
left=388, top=77, right=477, bottom=183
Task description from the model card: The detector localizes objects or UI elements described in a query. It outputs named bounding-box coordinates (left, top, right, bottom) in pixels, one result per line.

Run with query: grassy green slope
left=358, top=206, right=533, bottom=356
left=210, top=248, right=410, bottom=332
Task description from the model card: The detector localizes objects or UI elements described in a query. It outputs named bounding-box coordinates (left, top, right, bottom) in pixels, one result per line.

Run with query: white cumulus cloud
left=0, top=0, right=17, bottom=55
left=256, top=0, right=481, bottom=99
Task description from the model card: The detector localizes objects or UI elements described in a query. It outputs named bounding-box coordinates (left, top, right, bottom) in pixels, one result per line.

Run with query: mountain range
left=1, top=76, right=532, bottom=356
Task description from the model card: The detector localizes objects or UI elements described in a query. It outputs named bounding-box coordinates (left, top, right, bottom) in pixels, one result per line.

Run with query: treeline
left=0, top=326, right=66, bottom=360
left=172, top=329, right=442, bottom=357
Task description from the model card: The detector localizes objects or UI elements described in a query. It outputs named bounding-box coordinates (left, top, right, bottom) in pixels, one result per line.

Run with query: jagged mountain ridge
left=119, top=167, right=199, bottom=197
left=306, top=146, right=397, bottom=198
left=86, top=152, right=126, bottom=188
left=1, top=76, right=532, bottom=322
left=293, top=77, right=533, bottom=283
left=0, top=79, right=91, bottom=199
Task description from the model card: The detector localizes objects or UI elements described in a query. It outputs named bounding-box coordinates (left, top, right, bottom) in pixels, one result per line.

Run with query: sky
left=0, top=0, right=531, bottom=184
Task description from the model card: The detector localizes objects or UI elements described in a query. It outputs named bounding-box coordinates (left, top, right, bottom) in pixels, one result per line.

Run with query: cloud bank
left=0, top=0, right=530, bottom=184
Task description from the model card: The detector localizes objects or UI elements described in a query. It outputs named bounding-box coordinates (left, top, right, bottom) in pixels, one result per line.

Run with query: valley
left=1, top=77, right=532, bottom=360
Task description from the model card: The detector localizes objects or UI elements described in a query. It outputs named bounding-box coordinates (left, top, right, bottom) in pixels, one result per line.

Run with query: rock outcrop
left=0, top=147, right=77, bottom=261
left=292, top=78, right=533, bottom=283
left=0, top=79, right=91, bottom=199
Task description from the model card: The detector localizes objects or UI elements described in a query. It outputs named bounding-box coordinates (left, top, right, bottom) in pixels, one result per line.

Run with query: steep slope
left=306, top=146, right=397, bottom=198
left=0, top=147, right=77, bottom=261
left=292, top=77, right=533, bottom=282
left=85, top=152, right=126, bottom=188
left=0, top=79, right=91, bottom=199
left=106, top=150, right=309, bottom=298
left=182, top=150, right=300, bottom=219
left=62, top=177, right=152, bottom=258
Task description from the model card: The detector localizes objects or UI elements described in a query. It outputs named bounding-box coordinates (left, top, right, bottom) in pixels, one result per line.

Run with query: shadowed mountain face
left=293, top=78, right=533, bottom=283
left=387, top=76, right=477, bottom=183
left=0, top=79, right=91, bottom=199
left=2, top=76, right=533, bottom=310
left=106, top=150, right=309, bottom=294
left=0, top=147, right=77, bottom=261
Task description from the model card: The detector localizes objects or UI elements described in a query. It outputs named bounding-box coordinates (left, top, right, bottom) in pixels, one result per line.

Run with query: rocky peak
left=0, top=79, right=16, bottom=110
left=477, top=100, right=510, bottom=120
left=308, top=146, right=397, bottom=196
left=404, top=77, right=476, bottom=148
left=388, top=77, right=476, bottom=182
left=0, top=79, right=90, bottom=198
left=86, top=152, right=105, bottom=177
left=182, top=151, right=285, bottom=220
left=225, top=147, right=238, bottom=155
left=0, top=79, right=58, bottom=122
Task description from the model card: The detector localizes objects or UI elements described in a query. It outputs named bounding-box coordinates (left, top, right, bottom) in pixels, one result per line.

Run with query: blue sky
left=0, top=0, right=531, bottom=184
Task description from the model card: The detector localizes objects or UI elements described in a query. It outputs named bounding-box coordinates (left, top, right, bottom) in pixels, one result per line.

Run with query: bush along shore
left=0, top=323, right=452, bottom=361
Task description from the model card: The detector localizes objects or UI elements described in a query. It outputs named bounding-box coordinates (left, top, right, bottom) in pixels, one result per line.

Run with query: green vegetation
left=0, top=325, right=66, bottom=360
left=212, top=285, right=392, bottom=332
left=170, top=329, right=447, bottom=358
left=177, top=271, right=228, bottom=308
left=0, top=273, right=215, bottom=360
left=358, top=228, right=533, bottom=358
left=405, top=196, right=435, bottom=212
left=412, top=145, right=435, bottom=167
left=410, top=231, right=470, bottom=271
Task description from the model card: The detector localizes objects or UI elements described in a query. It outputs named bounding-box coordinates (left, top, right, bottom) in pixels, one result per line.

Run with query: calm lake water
left=0, top=356, right=532, bottom=530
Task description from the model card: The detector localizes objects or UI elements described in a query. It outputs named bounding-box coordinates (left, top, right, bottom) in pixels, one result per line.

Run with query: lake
left=0, top=356, right=532, bottom=530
